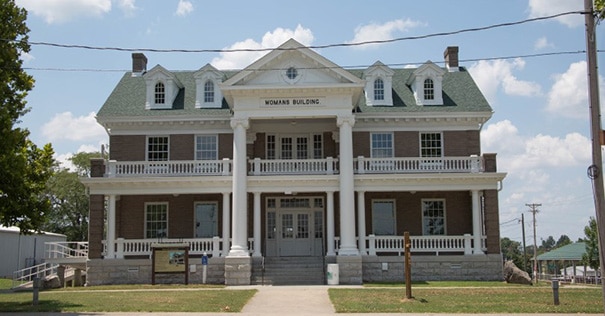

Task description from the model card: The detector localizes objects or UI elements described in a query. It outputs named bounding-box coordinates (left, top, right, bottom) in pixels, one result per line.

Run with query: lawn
left=0, top=282, right=256, bottom=313
left=330, top=284, right=604, bottom=314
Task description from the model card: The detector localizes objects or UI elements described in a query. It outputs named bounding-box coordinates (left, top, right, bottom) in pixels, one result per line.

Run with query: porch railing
left=103, top=237, right=255, bottom=258
left=45, top=241, right=89, bottom=260
left=365, top=234, right=484, bottom=256
left=355, top=156, right=483, bottom=174
left=249, top=157, right=339, bottom=175
left=105, top=159, right=232, bottom=177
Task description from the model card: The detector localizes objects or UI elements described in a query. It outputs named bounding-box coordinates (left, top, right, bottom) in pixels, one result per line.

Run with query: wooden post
left=404, top=231, right=412, bottom=299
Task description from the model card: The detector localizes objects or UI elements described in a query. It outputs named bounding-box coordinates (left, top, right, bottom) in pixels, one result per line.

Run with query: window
left=314, top=211, right=323, bottom=238
left=147, top=136, right=169, bottom=161
left=372, top=200, right=395, bottom=235
left=266, top=135, right=276, bottom=160
left=204, top=80, right=214, bottom=103
left=420, top=133, right=442, bottom=157
left=374, top=78, right=384, bottom=101
left=423, top=78, right=434, bottom=100
left=194, top=202, right=218, bottom=238
left=286, top=67, right=298, bottom=80
left=313, top=134, right=323, bottom=159
left=154, top=82, right=165, bottom=104
left=146, top=203, right=168, bottom=238
left=422, top=200, right=445, bottom=235
left=371, top=133, right=393, bottom=158
left=296, top=137, right=308, bottom=159
left=195, top=135, right=218, bottom=160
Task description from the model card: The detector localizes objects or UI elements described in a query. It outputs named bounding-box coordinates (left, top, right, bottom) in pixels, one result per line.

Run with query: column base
left=224, top=256, right=251, bottom=285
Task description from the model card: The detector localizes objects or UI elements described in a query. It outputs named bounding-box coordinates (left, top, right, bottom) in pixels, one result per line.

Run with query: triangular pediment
left=222, top=39, right=363, bottom=88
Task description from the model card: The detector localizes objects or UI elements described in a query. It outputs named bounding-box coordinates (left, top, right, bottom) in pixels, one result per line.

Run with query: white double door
left=266, top=209, right=323, bottom=257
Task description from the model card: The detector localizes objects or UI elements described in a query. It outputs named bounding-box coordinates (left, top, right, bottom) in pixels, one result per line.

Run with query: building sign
left=151, top=243, right=189, bottom=285
left=261, top=97, right=325, bottom=107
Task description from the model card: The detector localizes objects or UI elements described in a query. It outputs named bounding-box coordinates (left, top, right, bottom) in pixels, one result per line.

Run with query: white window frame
left=419, top=132, right=443, bottom=158
left=421, top=199, right=446, bottom=236
left=203, top=80, right=215, bottom=103
left=266, top=134, right=323, bottom=159
left=370, top=132, right=394, bottom=158
left=194, top=201, right=218, bottom=238
left=374, top=78, right=385, bottom=101
left=372, top=199, right=396, bottom=236
left=195, top=134, right=218, bottom=160
left=154, top=81, right=165, bottom=105
left=145, top=202, right=168, bottom=239
left=146, top=136, right=169, bottom=161
left=423, top=78, right=434, bottom=100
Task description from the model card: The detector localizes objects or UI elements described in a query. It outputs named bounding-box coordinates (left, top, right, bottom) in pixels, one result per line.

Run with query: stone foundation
left=224, top=256, right=252, bottom=285
left=362, top=254, right=503, bottom=283
left=337, top=255, right=363, bottom=285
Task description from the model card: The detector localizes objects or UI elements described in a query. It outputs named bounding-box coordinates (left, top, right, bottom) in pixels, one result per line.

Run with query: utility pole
left=521, top=213, right=527, bottom=273
left=584, top=0, right=605, bottom=310
left=526, top=203, right=541, bottom=284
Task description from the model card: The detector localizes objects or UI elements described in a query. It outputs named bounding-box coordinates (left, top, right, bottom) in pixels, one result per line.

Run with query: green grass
left=330, top=286, right=604, bottom=313
left=0, top=279, right=12, bottom=291
left=0, top=285, right=256, bottom=313
left=364, top=280, right=523, bottom=287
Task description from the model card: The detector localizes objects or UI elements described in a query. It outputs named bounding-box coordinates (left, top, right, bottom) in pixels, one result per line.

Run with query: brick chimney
left=132, top=53, right=147, bottom=76
left=444, top=46, right=459, bottom=72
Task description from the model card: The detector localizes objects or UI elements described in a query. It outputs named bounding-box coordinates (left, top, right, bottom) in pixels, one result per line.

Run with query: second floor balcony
left=103, top=155, right=486, bottom=178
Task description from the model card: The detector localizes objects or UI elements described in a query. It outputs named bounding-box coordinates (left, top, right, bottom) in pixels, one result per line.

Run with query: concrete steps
left=252, top=256, right=326, bottom=285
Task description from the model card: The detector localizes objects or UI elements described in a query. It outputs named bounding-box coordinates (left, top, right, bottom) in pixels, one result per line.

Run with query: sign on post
left=151, top=243, right=189, bottom=285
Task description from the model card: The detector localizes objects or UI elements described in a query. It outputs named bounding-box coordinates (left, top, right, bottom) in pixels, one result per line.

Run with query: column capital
left=230, top=117, right=249, bottom=130
left=337, top=115, right=355, bottom=128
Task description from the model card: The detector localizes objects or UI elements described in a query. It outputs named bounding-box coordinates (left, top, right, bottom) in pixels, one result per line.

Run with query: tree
left=555, top=235, right=572, bottom=248
left=0, top=1, right=55, bottom=232
left=540, top=236, right=556, bottom=252
left=582, top=217, right=600, bottom=270
left=501, top=237, right=527, bottom=272
left=596, top=0, right=605, bottom=21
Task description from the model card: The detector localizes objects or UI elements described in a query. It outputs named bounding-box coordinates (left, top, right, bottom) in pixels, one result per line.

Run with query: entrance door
left=279, top=212, right=311, bottom=256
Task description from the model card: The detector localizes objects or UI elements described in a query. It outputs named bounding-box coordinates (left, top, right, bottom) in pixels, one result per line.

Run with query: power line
left=4, top=10, right=588, bottom=54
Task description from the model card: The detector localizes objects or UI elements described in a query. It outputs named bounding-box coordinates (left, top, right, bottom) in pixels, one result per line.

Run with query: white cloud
left=16, top=0, right=112, bottom=24
left=347, top=19, right=422, bottom=50
left=534, top=36, right=554, bottom=50
left=528, top=0, right=583, bottom=28
left=54, top=143, right=105, bottom=171
left=211, top=25, right=314, bottom=70
left=116, top=0, right=137, bottom=16
left=546, top=61, right=592, bottom=119
left=41, top=111, right=107, bottom=142
left=469, top=58, right=542, bottom=105
left=175, top=0, right=193, bottom=17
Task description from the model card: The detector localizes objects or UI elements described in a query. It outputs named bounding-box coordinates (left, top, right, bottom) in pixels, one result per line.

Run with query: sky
left=12, top=0, right=605, bottom=246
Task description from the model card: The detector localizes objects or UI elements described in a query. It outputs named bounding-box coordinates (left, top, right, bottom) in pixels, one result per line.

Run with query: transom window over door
left=372, top=200, right=396, bottom=235
left=147, top=136, right=169, bottom=161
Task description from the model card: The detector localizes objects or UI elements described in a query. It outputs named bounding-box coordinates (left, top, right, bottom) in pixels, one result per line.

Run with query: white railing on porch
left=45, top=241, right=89, bottom=260
left=364, top=234, right=486, bottom=256
left=105, top=159, right=232, bottom=177
left=103, top=237, right=255, bottom=258
left=355, top=156, right=483, bottom=174
left=249, top=157, right=338, bottom=175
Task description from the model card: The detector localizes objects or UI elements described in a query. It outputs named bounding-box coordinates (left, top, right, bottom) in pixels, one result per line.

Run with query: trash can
left=327, top=264, right=339, bottom=285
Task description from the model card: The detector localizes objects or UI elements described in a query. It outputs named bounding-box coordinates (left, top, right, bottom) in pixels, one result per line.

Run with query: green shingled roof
left=536, top=242, right=587, bottom=261
left=97, top=67, right=492, bottom=120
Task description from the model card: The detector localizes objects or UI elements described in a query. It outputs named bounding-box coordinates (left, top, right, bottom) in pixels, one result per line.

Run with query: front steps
left=252, top=256, right=325, bottom=285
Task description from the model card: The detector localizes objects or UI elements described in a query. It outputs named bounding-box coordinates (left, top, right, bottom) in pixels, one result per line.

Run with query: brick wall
left=110, top=135, right=145, bottom=161
left=88, top=194, right=105, bottom=259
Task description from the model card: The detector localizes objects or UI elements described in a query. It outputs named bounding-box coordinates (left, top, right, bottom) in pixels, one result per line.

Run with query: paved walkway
left=2, top=285, right=603, bottom=315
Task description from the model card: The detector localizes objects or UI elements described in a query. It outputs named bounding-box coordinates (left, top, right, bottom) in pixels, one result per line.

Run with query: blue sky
left=13, top=0, right=605, bottom=245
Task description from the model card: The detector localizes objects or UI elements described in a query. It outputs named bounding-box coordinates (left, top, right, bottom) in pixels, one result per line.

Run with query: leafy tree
left=555, top=235, right=572, bottom=248
left=540, top=236, right=556, bottom=252
left=501, top=237, right=527, bottom=272
left=582, top=217, right=600, bottom=270
left=0, top=1, right=55, bottom=232
left=69, top=151, right=103, bottom=177
left=596, top=0, right=605, bottom=21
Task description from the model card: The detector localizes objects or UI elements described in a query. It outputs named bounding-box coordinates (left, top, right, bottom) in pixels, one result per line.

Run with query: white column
left=357, top=191, right=367, bottom=255
left=472, top=190, right=484, bottom=255
left=253, top=192, right=262, bottom=257
left=337, top=115, right=359, bottom=256
left=106, top=194, right=116, bottom=259
left=326, top=191, right=336, bottom=256
left=221, top=192, right=230, bottom=257
left=229, top=118, right=249, bottom=257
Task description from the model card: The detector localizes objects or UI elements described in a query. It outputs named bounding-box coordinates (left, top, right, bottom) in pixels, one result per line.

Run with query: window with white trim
left=313, top=134, right=323, bottom=159
left=145, top=203, right=168, bottom=238
left=203, top=80, right=214, bottom=103
left=422, top=199, right=445, bottom=235
left=195, top=135, right=218, bottom=160
left=420, top=132, right=442, bottom=157
left=423, top=78, right=434, bottom=100
left=154, top=82, right=165, bottom=104
left=372, top=200, right=396, bottom=235
left=194, top=202, right=218, bottom=238
left=374, top=78, right=384, bottom=101
left=147, top=136, right=169, bottom=161
left=371, top=133, right=393, bottom=158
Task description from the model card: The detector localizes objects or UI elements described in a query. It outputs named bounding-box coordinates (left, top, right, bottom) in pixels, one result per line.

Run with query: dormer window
left=374, top=79, right=384, bottom=101
left=143, top=65, right=183, bottom=110
left=363, top=61, right=394, bottom=106
left=423, top=79, right=434, bottom=100
left=409, top=61, right=445, bottom=106
left=155, top=82, right=165, bottom=104
left=204, top=80, right=215, bottom=103
left=194, top=64, right=223, bottom=108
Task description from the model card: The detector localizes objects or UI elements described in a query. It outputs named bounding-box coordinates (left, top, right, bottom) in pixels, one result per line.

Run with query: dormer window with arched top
left=204, top=80, right=215, bottom=103
left=143, top=65, right=183, bottom=110
left=194, top=64, right=224, bottom=108
left=374, top=79, right=384, bottom=101
left=410, top=61, right=445, bottom=106
left=155, top=82, right=166, bottom=104
left=364, top=61, right=394, bottom=106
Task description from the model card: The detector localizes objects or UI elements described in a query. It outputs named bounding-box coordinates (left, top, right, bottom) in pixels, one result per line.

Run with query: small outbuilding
left=536, top=242, right=597, bottom=283
left=0, top=226, right=67, bottom=278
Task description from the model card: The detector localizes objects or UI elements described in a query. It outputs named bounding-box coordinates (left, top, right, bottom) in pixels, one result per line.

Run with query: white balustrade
left=104, top=237, right=255, bottom=258
left=45, top=242, right=89, bottom=259
left=250, top=157, right=338, bottom=175
left=366, top=234, right=482, bottom=256
left=355, top=156, right=483, bottom=174
left=106, top=160, right=231, bottom=177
